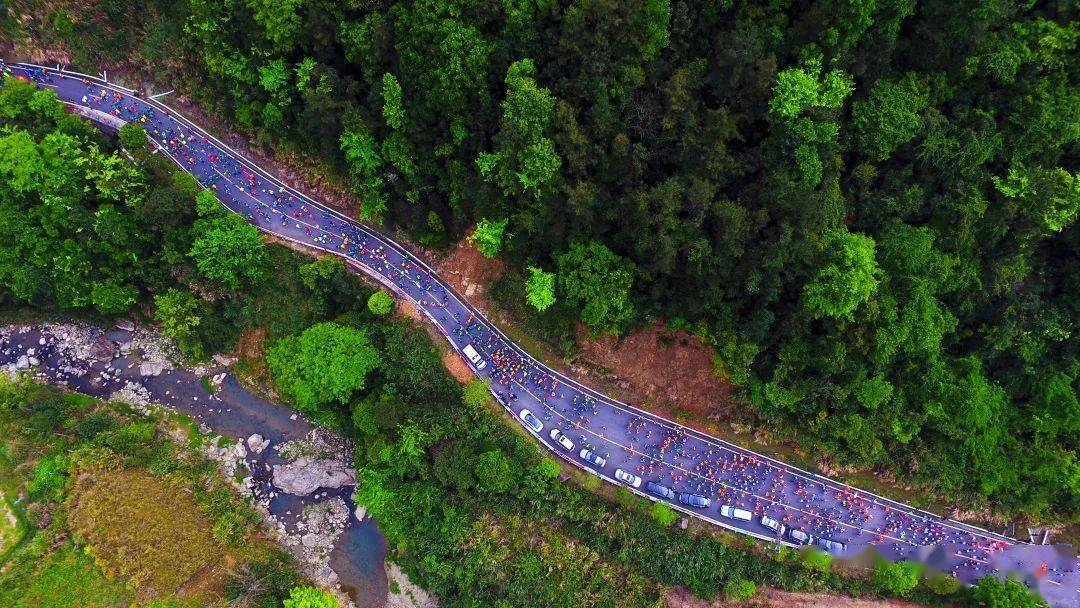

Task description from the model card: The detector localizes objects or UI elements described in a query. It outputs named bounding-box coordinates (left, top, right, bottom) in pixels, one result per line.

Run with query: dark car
left=578, top=448, right=607, bottom=468
left=646, top=482, right=676, bottom=500
left=813, top=537, right=847, bottom=553
left=678, top=493, right=711, bottom=508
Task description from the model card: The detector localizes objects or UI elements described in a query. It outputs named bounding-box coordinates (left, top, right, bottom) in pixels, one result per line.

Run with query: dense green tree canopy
left=41, top=0, right=1078, bottom=521
left=524, top=266, right=556, bottom=312
left=267, top=322, right=382, bottom=418
left=557, top=240, right=635, bottom=334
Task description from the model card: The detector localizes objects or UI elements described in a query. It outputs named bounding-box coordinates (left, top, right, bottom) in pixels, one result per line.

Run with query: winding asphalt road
left=3, top=61, right=1077, bottom=607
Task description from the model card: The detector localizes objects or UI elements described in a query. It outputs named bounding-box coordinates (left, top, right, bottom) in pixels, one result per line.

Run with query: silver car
left=760, top=515, right=787, bottom=536
left=788, top=529, right=813, bottom=545
left=614, top=468, right=642, bottom=488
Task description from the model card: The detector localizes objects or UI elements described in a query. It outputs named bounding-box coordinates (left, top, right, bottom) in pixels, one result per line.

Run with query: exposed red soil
left=664, top=586, right=930, bottom=608
left=434, top=235, right=505, bottom=312
left=577, top=320, right=734, bottom=420
left=441, top=352, right=475, bottom=384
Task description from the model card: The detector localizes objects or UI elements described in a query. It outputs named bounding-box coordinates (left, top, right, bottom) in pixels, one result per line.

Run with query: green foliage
left=90, top=280, right=139, bottom=315
left=462, top=379, right=493, bottom=408
left=723, top=577, right=756, bottom=601
left=28, top=453, right=69, bottom=501
left=872, top=560, right=921, bottom=597
left=924, top=572, right=962, bottom=596
left=770, top=57, right=852, bottom=119
left=468, top=217, right=509, bottom=258
left=474, top=449, right=514, bottom=494
left=801, top=549, right=833, bottom=573
left=245, top=0, right=303, bottom=53
left=283, top=585, right=338, bottom=608
left=189, top=205, right=269, bottom=290
left=479, top=59, right=562, bottom=198
left=118, top=122, right=147, bottom=150
left=557, top=240, right=635, bottom=334
left=971, top=575, right=1048, bottom=608
left=153, top=289, right=205, bottom=359
left=648, top=500, right=678, bottom=526
left=381, top=73, right=405, bottom=131
left=367, top=290, right=394, bottom=316
left=523, top=266, right=555, bottom=311
left=267, top=323, right=381, bottom=419
left=803, top=228, right=880, bottom=320
left=852, top=73, right=930, bottom=161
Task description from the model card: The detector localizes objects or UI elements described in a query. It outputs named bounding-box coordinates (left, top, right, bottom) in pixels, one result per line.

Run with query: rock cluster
left=276, top=496, right=351, bottom=591
left=274, top=428, right=356, bottom=496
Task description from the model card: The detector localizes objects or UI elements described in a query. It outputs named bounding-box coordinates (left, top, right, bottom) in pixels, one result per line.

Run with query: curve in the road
left=4, top=61, right=1076, bottom=607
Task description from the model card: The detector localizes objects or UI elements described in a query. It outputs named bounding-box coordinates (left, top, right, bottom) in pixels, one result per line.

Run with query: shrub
left=724, top=577, right=756, bottom=600
left=462, top=379, right=493, bottom=408
left=283, top=585, right=338, bottom=608
left=367, top=290, right=394, bottom=316
left=648, top=501, right=678, bottom=527
left=873, top=560, right=921, bottom=596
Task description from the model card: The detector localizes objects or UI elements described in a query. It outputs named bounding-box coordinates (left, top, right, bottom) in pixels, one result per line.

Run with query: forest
left=2, top=0, right=1078, bottom=523
left=0, top=21, right=1062, bottom=606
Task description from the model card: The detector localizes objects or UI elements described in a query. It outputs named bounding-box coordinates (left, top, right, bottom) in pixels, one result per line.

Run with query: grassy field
left=0, top=377, right=306, bottom=608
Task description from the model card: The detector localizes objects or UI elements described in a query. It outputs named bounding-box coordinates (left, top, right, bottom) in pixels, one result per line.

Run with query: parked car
left=813, top=537, right=847, bottom=553
left=719, top=505, right=753, bottom=522
left=578, top=448, right=606, bottom=468
left=549, top=429, right=574, bottom=451
left=646, top=482, right=675, bottom=500
left=462, top=344, right=487, bottom=370
left=518, top=409, right=543, bottom=433
left=678, top=493, right=711, bottom=508
left=788, top=529, right=813, bottom=545
left=759, top=515, right=787, bottom=536
left=614, top=468, right=642, bottom=488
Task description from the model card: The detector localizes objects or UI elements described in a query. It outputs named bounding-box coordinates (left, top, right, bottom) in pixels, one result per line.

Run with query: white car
left=760, top=515, right=787, bottom=536
left=549, top=429, right=574, bottom=451
left=614, top=468, right=642, bottom=488
left=519, top=409, right=543, bottom=433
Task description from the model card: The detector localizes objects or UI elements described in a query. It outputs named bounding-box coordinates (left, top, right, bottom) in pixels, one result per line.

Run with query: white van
left=462, top=344, right=486, bottom=370
left=720, top=505, right=753, bottom=522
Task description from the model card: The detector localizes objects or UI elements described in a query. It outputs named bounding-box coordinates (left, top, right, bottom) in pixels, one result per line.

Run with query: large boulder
left=272, top=458, right=356, bottom=496
left=246, top=433, right=270, bottom=454
left=88, top=337, right=115, bottom=362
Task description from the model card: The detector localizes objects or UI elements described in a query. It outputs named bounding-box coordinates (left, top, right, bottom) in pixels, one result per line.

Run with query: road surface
left=3, top=61, right=1076, bottom=607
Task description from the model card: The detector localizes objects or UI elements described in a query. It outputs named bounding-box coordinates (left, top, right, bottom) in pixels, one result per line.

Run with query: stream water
left=0, top=322, right=388, bottom=607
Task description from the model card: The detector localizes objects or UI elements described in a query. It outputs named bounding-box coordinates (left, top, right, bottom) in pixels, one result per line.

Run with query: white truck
left=720, top=505, right=753, bottom=522
left=462, top=344, right=486, bottom=370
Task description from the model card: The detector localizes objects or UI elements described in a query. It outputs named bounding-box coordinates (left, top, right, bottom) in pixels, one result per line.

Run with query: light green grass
left=0, top=541, right=133, bottom=608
